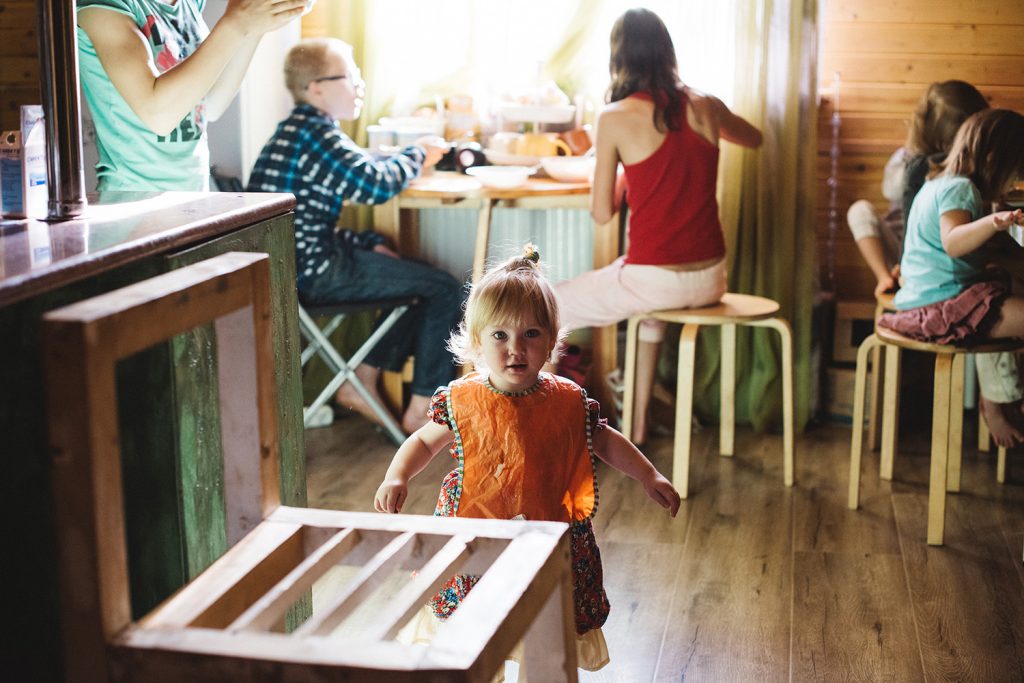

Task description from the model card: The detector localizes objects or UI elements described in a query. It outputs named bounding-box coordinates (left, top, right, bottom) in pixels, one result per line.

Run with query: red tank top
left=622, top=91, right=725, bottom=265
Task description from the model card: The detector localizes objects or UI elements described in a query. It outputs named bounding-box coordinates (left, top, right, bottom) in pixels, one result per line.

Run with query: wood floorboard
left=652, top=431, right=793, bottom=682
left=302, top=416, right=1024, bottom=681
left=892, top=491, right=1024, bottom=682
left=791, top=551, right=922, bottom=682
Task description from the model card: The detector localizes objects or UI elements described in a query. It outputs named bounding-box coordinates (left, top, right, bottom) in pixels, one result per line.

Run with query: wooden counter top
left=0, top=191, right=295, bottom=307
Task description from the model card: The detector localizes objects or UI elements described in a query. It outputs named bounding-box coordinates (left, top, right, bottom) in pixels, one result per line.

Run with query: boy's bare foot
left=401, top=394, right=431, bottom=433
left=335, top=365, right=400, bottom=429
left=980, top=396, right=1024, bottom=448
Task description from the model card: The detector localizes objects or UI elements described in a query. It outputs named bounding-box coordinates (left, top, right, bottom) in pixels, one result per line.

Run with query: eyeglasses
left=311, top=74, right=348, bottom=83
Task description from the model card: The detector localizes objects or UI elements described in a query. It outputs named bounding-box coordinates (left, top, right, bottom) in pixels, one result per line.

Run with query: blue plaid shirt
left=247, top=104, right=425, bottom=287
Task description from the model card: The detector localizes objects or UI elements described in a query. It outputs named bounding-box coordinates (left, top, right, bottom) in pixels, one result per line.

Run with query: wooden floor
left=304, top=411, right=1024, bottom=682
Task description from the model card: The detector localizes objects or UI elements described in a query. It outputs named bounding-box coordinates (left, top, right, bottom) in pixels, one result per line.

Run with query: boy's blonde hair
left=449, top=245, right=564, bottom=365
left=284, top=38, right=352, bottom=103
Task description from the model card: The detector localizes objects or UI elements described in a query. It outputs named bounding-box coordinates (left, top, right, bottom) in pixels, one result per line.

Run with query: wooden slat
left=143, top=521, right=305, bottom=629
left=0, top=56, right=38, bottom=86
left=817, top=112, right=909, bottom=143
left=822, top=22, right=1024, bottom=56
left=431, top=531, right=567, bottom=678
left=0, top=1, right=37, bottom=26
left=268, top=504, right=565, bottom=541
left=117, top=628, right=427, bottom=676
left=821, top=53, right=1024, bottom=88
left=229, top=528, right=361, bottom=633
left=824, top=0, right=1023, bottom=24
left=819, top=84, right=1024, bottom=115
left=296, top=531, right=418, bottom=636
left=363, top=535, right=474, bottom=641
left=0, top=27, right=36, bottom=58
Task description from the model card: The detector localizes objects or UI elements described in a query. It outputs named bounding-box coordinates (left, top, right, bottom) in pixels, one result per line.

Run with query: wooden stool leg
left=880, top=345, right=901, bottom=480
left=758, top=317, right=795, bottom=487
left=979, top=411, right=991, bottom=452
left=849, top=334, right=880, bottom=509
left=997, top=446, right=1007, bottom=484
left=674, top=324, right=700, bottom=499
left=947, top=355, right=965, bottom=493
left=622, top=317, right=641, bottom=442
left=720, top=323, right=736, bottom=457
left=867, top=344, right=884, bottom=451
left=928, top=354, right=954, bottom=546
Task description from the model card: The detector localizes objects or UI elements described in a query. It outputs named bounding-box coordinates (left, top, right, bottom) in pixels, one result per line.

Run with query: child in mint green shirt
left=77, top=0, right=308, bottom=191
left=881, top=109, right=1024, bottom=447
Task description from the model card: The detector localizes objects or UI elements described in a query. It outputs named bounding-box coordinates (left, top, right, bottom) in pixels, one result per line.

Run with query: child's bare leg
left=987, top=296, right=1024, bottom=338
left=976, top=351, right=1024, bottom=448
left=631, top=340, right=659, bottom=445
left=401, top=394, right=431, bottom=434
left=979, top=397, right=1024, bottom=448
left=336, top=364, right=399, bottom=426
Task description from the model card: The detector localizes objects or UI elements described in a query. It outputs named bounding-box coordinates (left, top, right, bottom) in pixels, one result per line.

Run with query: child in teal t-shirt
left=881, top=109, right=1024, bottom=447
left=76, top=0, right=307, bottom=191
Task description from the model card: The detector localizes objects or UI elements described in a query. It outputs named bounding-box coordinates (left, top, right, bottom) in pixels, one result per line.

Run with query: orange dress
left=429, top=371, right=611, bottom=636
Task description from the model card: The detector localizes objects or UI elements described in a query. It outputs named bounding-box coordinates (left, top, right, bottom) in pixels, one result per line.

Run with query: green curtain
left=667, top=0, right=817, bottom=432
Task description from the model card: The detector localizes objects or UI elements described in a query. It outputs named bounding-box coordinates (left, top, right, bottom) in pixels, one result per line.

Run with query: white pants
left=555, top=257, right=728, bottom=342
left=976, top=352, right=1024, bottom=403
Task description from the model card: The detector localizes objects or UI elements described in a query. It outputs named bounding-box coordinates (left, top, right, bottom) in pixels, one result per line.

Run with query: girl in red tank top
left=552, top=8, right=762, bottom=445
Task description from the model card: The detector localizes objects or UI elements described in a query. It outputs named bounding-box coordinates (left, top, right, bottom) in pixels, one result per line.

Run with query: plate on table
left=483, top=149, right=541, bottom=167
left=498, top=104, right=576, bottom=124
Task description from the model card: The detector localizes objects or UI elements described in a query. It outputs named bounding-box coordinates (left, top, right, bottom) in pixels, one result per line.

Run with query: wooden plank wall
left=817, top=0, right=1024, bottom=302
left=0, top=1, right=39, bottom=132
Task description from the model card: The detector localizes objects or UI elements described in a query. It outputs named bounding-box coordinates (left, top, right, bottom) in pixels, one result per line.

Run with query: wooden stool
left=622, top=293, right=795, bottom=498
left=866, top=293, right=1003, bottom=478
left=848, top=326, right=1024, bottom=545
left=42, top=252, right=578, bottom=682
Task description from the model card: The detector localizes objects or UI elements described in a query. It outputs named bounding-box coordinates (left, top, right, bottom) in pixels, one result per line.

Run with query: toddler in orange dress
left=374, top=244, right=680, bottom=673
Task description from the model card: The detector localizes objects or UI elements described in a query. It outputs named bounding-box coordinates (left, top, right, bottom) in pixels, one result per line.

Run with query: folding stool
left=298, top=296, right=418, bottom=445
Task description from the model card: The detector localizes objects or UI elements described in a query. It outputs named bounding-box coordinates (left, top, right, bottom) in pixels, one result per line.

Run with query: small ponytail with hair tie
left=522, top=242, right=540, bottom=264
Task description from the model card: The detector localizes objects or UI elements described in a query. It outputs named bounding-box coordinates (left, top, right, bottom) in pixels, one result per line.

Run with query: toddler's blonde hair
left=448, top=244, right=564, bottom=365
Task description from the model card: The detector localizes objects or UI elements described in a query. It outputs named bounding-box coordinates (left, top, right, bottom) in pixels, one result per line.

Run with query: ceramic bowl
left=465, top=165, right=535, bottom=189
left=539, top=155, right=595, bottom=183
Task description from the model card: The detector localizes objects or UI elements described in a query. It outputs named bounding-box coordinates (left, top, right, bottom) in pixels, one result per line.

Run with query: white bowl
left=539, top=155, right=595, bottom=183
left=465, top=165, right=535, bottom=189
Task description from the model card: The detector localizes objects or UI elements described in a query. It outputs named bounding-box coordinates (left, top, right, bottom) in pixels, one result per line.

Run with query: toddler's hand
left=374, top=479, right=408, bottom=513
left=642, top=471, right=681, bottom=517
left=992, top=209, right=1024, bottom=232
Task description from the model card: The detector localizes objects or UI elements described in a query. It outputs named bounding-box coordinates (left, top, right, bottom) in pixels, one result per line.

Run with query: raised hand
left=224, top=0, right=307, bottom=36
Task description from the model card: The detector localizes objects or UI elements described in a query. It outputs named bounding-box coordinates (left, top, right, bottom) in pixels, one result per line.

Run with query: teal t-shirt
left=895, top=174, right=986, bottom=310
left=77, top=0, right=210, bottom=191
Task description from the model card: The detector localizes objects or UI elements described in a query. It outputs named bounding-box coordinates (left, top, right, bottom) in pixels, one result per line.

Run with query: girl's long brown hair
left=941, top=109, right=1024, bottom=202
left=607, top=8, right=682, bottom=132
left=906, top=80, right=988, bottom=156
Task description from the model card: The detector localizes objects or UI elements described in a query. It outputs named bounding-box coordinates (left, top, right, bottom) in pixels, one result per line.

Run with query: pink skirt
left=878, top=280, right=1009, bottom=347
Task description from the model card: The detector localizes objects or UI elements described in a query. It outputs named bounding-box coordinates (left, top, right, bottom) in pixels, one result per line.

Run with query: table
left=372, top=172, right=621, bottom=407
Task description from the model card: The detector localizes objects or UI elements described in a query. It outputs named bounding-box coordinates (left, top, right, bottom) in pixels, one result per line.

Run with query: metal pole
left=36, top=0, right=87, bottom=220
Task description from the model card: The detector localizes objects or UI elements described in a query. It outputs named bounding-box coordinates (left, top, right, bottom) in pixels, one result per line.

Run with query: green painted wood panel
left=166, top=214, right=306, bottom=578
left=0, top=211, right=303, bottom=679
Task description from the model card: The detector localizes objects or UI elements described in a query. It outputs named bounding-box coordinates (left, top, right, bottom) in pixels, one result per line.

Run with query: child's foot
left=401, top=394, right=431, bottom=434
left=336, top=380, right=398, bottom=430
left=980, top=397, right=1024, bottom=448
